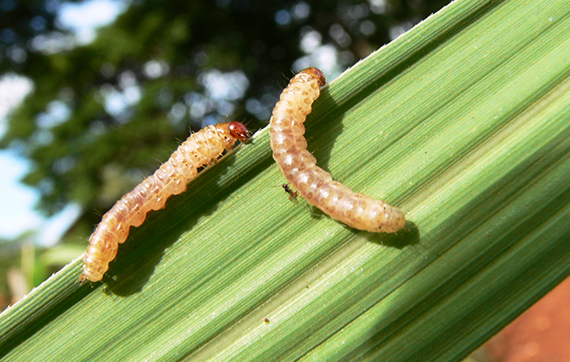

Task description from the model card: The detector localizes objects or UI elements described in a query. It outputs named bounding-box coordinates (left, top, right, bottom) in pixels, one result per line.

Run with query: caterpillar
left=269, top=68, right=405, bottom=233
left=82, top=121, right=249, bottom=282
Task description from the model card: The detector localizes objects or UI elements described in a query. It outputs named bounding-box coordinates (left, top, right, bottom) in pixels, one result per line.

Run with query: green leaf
left=2, top=0, right=570, bottom=360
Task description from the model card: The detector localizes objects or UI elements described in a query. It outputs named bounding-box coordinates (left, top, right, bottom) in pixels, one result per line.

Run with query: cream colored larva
left=269, top=68, right=405, bottom=233
left=82, top=121, right=249, bottom=282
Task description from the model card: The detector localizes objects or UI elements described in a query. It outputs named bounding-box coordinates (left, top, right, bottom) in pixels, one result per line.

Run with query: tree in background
left=0, top=0, right=449, bottom=244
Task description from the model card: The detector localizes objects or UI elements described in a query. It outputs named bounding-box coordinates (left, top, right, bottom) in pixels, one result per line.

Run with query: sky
left=0, top=0, right=126, bottom=245
left=0, top=0, right=354, bottom=245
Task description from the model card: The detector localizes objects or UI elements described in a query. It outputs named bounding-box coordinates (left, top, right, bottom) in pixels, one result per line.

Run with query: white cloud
left=0, top=74, right=34, bottom=136
left=58, top=0, right=127, bottom=44
left=0, top=152, right=43, bottom=240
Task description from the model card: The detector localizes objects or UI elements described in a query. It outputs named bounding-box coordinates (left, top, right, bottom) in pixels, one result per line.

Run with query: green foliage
left=1, top=0, right=570, bottom=360
left=1, top=1, right=450, bottom=250
left=2, top=0, right=441, bottom=218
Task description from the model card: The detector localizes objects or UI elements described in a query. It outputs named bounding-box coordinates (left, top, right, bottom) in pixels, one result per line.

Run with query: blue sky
left=0, top=0, right=349, bottom=245
left=0, top=0, right=126, bottom=245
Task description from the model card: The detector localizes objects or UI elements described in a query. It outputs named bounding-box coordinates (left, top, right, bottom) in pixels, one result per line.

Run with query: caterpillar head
left=217, top=121, right=250, bottom=150
left=228, top=121, right=250, bottom=143
left=301, top=67, right=326, bottom=87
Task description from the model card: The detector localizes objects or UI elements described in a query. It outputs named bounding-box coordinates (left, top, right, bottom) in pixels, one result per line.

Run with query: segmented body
left=269, top=68, right=405, bottom=233
left=82, top=121, right=249, bottom=282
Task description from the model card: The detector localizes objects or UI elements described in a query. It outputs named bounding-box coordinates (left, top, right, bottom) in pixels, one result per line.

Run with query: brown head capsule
left=269, top=68, right=405, bottom=233
left=228, top=121, right=250, bottom=142
left=81, top=121, right=249, bottom=282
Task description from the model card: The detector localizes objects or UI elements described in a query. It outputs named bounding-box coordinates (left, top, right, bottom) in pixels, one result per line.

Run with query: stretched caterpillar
left=269, top=68, right=405, bottom=233
left=82, top=121, right=249, bottom=282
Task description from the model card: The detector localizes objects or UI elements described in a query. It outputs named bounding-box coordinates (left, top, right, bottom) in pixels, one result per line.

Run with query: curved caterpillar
left=269, top=68, right=405, bottom=233
left=82, top=121, right=249, bottom=282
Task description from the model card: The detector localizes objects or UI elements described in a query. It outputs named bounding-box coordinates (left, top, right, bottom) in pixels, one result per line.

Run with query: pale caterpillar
left=82, top=121, right=249, bottom=282
left=269, top=68, right=405, bottom=233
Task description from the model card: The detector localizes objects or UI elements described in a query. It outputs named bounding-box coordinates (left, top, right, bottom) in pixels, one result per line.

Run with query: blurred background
left=0, top=0, right=450, bottom=302
left=3, top=1, right=568, bottom=361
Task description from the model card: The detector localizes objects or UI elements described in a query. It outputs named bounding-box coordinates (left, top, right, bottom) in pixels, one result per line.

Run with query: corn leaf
left=2, top=0, right=570, bottom=360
